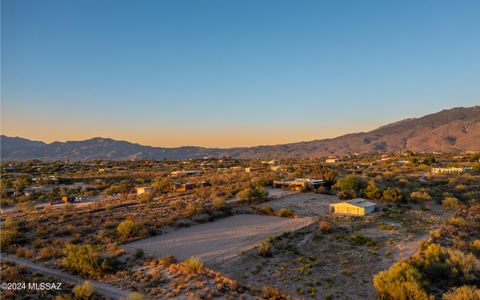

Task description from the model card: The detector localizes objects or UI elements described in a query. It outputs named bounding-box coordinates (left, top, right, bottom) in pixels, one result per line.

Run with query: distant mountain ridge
left=2, top=106, right=479, bottom=161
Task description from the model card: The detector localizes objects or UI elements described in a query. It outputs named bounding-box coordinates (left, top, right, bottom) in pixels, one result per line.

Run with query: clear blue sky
left=2, top=0, right=479, bottom=147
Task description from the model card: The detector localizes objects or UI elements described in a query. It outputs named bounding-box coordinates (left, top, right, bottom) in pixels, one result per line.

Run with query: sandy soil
left=266, top=188, right=299, bottom=199
left=258, top=192, right=340, bottom=216
left=122, top=214, right=315, bottom=265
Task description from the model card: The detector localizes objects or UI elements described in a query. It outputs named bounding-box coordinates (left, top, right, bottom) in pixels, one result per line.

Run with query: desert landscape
left=2, top=1, right=480, bottom=299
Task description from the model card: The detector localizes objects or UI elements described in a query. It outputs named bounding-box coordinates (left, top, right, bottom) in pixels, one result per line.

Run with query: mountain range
left=2, top=106, right=479, bottom=161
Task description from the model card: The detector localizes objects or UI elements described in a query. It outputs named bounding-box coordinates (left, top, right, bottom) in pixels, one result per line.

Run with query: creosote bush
left=442, top=196, right=460, bottom=208
left=73, top=281, right=95, bottom=300
left=127, top=292, right=147, bottom=300
left=258, top=205, right=274, bottom=215
left=410, top=190, right=432, bottom=202
left=159, top=255, right=177, bottom=267
left=374, top=261, right=433, bottom=300
left=63, top=244, right=117, bottom=278
left=442, top=285, right=480, bottom=300
left=319, top=221, right=333, bottom=234
left=182, top=257, right=204, bottom=273
left=275, top=208, right=295, bottom=218
left=257, top=240, right=272, bottom=257
left=117, top=219, right=140, bottom=240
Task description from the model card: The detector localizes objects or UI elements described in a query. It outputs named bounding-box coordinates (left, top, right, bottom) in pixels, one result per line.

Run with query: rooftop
left=344, top=198, right=376, bottom=208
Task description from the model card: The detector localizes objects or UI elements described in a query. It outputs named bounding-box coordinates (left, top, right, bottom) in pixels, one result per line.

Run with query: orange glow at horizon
left=1, top=124, right=380, bottom=148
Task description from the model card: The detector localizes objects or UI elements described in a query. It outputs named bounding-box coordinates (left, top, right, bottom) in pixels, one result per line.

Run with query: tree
left=334, top=175, right=365, bottom=199
left=152, top=176, right=173, bottom=193
left=310, top=163, right=324, bottom=178
left=382, top=187, right=402, bottom=203
left=365, top=180, right=382, bottom=200
left=322, top=170, right=338, bottom=189
left=117, top=219, right=140, bottom=240
left=471, top=164, right=480, bottom=173
left=237, top=184, right=268, bottom=202
left=374, top=261, right=433, bottom=300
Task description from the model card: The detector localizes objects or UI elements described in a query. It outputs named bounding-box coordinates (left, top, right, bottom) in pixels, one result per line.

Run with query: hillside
left=1, top=106, right=479, bottom=161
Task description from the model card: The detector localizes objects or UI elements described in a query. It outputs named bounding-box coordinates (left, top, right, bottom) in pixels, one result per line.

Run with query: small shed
left=134, top=186, right=153, bottom=195
left=330, top=198, right=376, bottom=216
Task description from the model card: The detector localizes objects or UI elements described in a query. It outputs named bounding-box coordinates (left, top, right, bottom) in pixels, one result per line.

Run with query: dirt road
left=122, top=214, right=315, bottom=264
left=1, top=255, right=131, bottom=300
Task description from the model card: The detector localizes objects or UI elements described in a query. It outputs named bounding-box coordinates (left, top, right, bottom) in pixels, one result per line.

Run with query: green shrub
left=257, top=240, right=272, bottom=257
left=414, top=244, right=480, bottom=283
left=442, top=196, right=460, bottom=208
left=334, top=176, right=366, bottom=199
left=134, top=249, right=144, bottom=259
left=0, top=228, right=19, bottom=249
left=237, top=185, right=268, bottom=202
left=275, top=208, right=295, bottom=218
left=182, top=257, right=204, bottom=273
left=211, top=196, right=225, bottom=210
left=374, top=261, right=433, bottom=300
left=319, top=220, right=333, bottom=234
left=258, top=205, right=274, bottom=215
left=63, top=244, right=117, bottom=278
left=349, top=231, right=375, bottom=246
left=365, top=180, right=382, bottom=200
left=382, top=187, right=402, bottom=203
left=448, top=217, right=467, bottom=227
left=262, top=285, right=284, bottom=299
left=471, top=240, right=480, bottom=256
left=442, top=285, right=480, bottom=300
left=117, top=219, right=140, bottom=240
left=127, top=292, right=146, bottom=300
left=73, top=281, right=95, bottom=300
left=410, top=190, right=432, bottom=202
left=0, top=217, right=20, bottom=249
left=159, top=255, right=177, bottom=267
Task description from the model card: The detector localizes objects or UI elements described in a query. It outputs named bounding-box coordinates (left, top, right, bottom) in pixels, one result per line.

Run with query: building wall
left=431, top=167, right=464, bottom=174
left=364, top=205, right=375, bottom=215
left=136, top=187, right=152, bottom=195
left=330, top=203, right=366, bottom=216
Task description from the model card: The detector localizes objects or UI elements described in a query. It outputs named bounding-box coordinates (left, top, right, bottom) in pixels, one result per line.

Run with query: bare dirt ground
left=221, top=197, right=452, bottom=299
left=122, top=214, right=315, bottom=264
left=257, top=192, right=340, bottom=216
left=266, top=188, right=299, bottom=199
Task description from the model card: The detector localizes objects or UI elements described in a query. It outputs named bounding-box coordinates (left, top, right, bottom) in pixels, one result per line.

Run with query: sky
left=1, top=0, right=479, bottom=148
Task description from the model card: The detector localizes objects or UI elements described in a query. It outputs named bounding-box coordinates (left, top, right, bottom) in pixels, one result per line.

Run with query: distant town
left=1, top=151, right=479, bottom=299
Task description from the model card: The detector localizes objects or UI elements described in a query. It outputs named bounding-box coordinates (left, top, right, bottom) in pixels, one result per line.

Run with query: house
left=245, top=167, right=258, bottom=172
left=431, top=167, right=471, bottom=174
left=175, top=182, right=195, bottom=192
left=134, top=186, right=153, bottom=195
left=171, top=170, right=202, bottom=176
left=325, top=158, right=338, bottom=164
left=62, top=196, right=75, bottom=203
left=329, top=199, right=376, bottom=216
